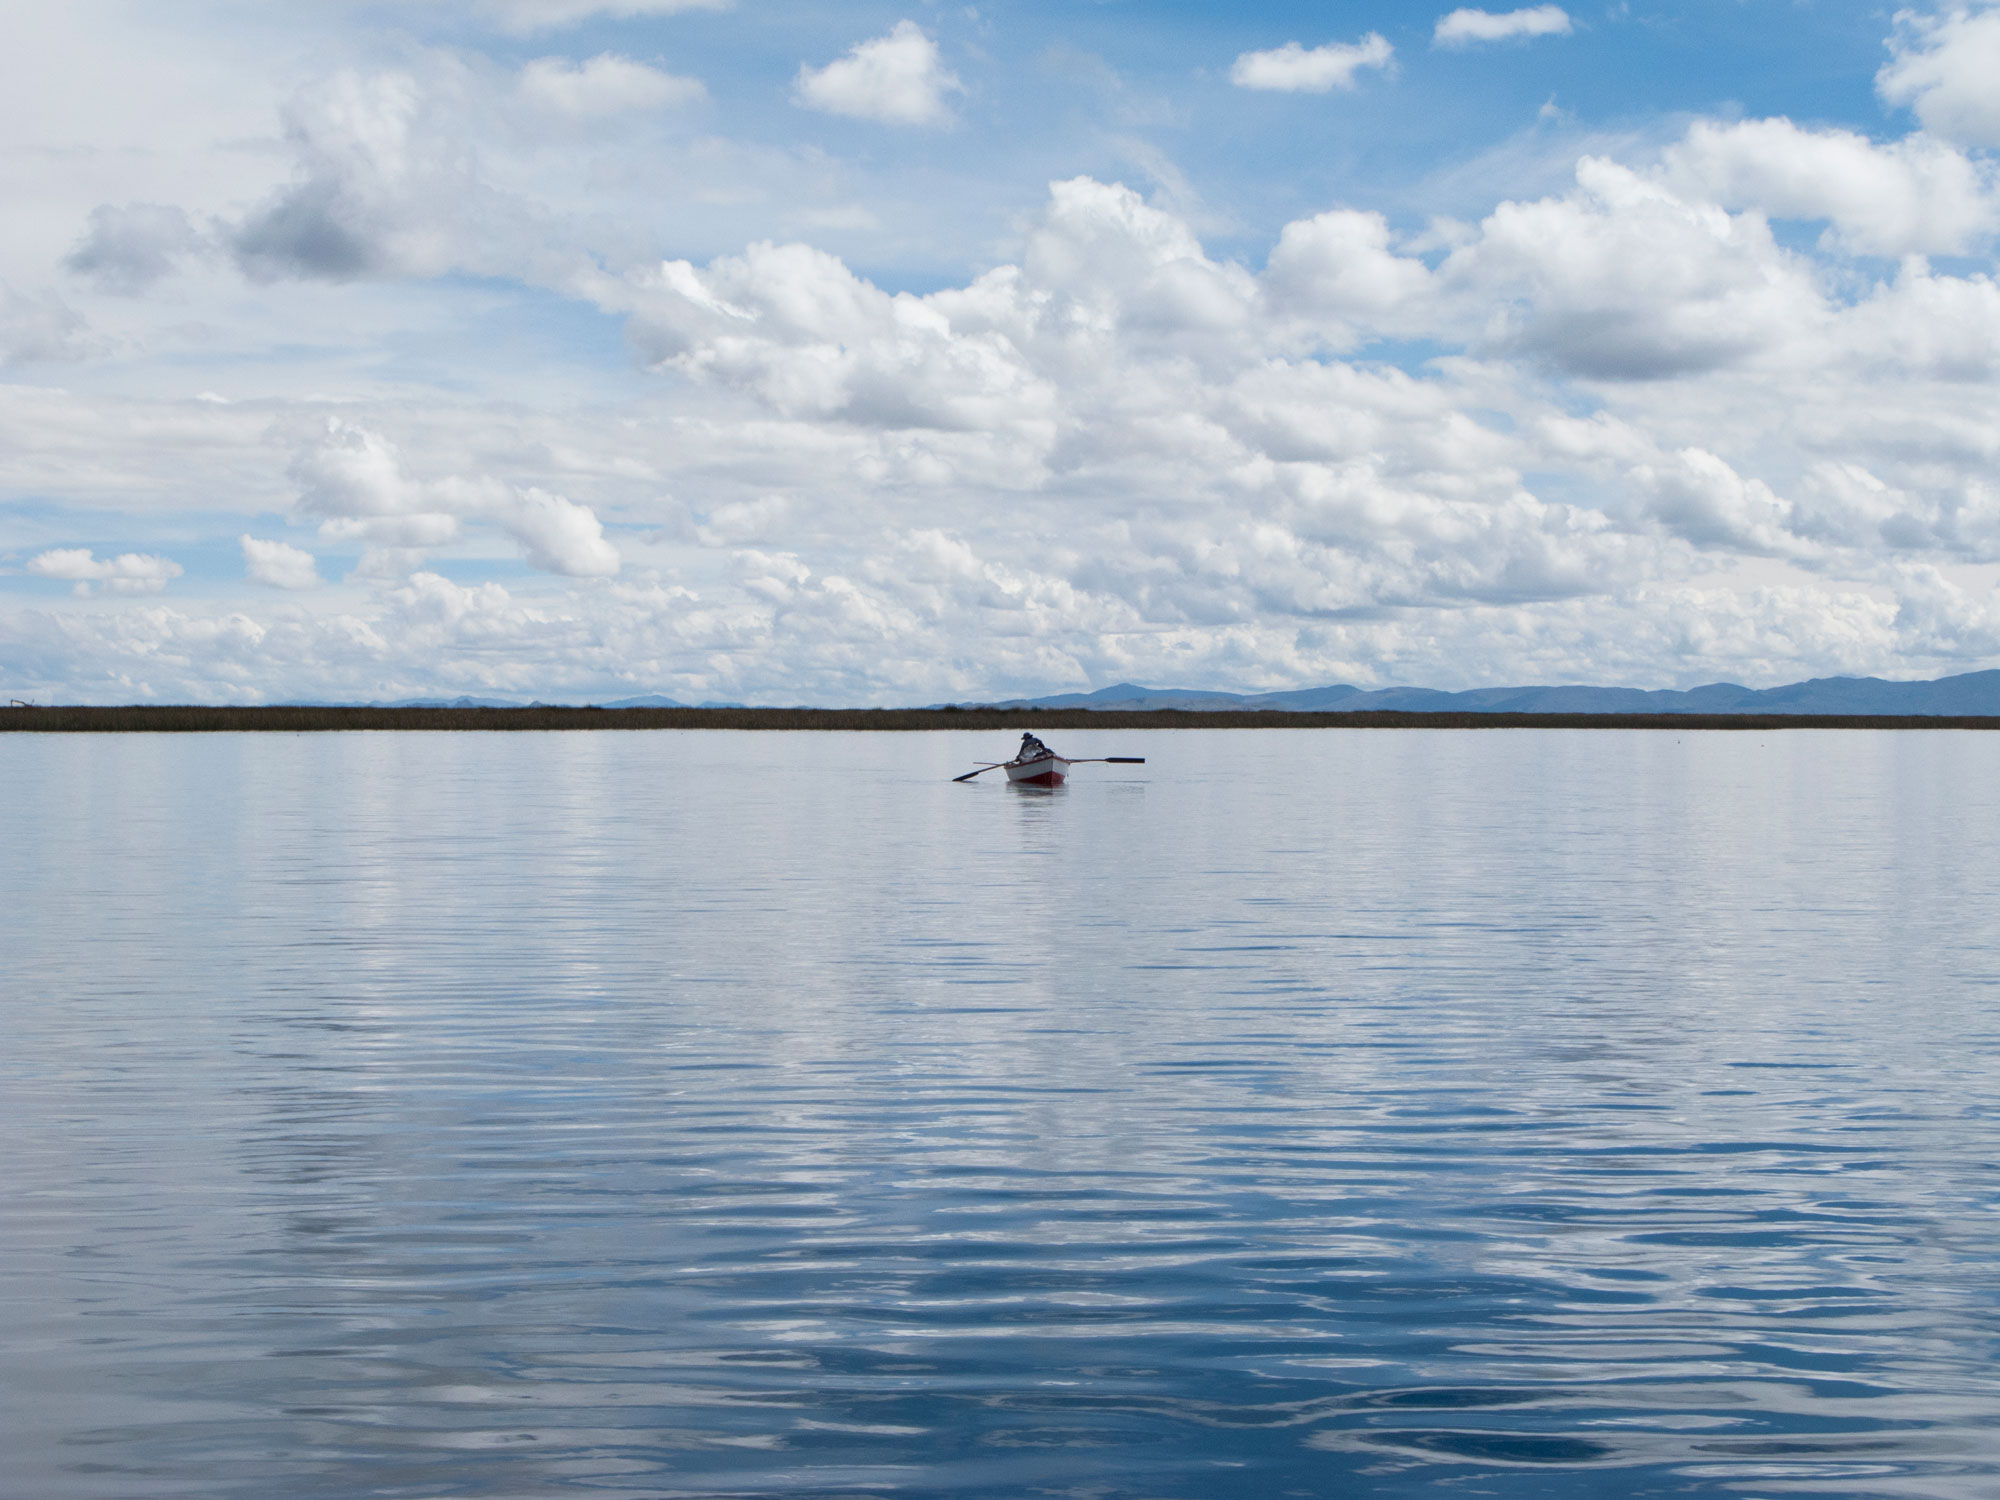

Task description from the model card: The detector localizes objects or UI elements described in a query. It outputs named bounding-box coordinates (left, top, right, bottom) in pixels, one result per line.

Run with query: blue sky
left=4, top=1, right=2000, bottom=703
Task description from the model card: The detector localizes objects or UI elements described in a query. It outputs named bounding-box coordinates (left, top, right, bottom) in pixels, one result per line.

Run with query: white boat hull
left=1004, top=755, right=1068, bottom=786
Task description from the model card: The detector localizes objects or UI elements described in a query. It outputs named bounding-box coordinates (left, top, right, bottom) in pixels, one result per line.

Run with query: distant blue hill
left=955, top=670, right=2000, bottom=716
left=603, top=695, right=756, bottom=708
left=384, top=695, right=525, bottom=708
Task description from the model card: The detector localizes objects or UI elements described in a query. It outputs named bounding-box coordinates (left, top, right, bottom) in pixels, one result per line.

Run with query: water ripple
left=5, top=729, right=2000, bottom=1497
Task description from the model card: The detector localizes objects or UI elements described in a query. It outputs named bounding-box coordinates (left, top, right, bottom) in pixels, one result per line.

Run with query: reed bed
left=4, top=704, right=1999, bottom=732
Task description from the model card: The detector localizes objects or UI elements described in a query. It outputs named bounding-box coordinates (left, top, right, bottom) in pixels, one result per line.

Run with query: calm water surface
left=4, top=729, right=1999, bottom=1498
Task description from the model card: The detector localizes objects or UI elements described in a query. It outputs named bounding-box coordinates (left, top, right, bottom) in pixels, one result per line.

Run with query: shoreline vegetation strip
left=5, top=706, right=2000, bottom=732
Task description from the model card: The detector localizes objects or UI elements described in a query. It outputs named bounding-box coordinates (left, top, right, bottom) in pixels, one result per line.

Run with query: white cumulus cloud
left=517, top=53, right=705, bottom=116
left=241, top=536, right=322, bottom=590
left=1661, top=117, right=1997, bottom=258
left=1441, top=157, right=1824, bottom=379
left=291, top=418, right=621, bottom=578
left=1230, top=34, right=1394, bottom=93
left=27, top=548, right=183, bottom=596
left=231, top=68, right=501, bottom=283
left=1878, top=5, right=2000, bottom=146
left=64, top=204, right=208, bottom=294
left=0, top=284, right=91, bottom=365
left=793, top=21, right=961, bottom=127
left=1263, top=208, right=1434, bottom=343
left=223, top=56, right=648, bottom=288
left=477, top=0, right=728, bottom=35
left=1434, top=6, right=1573, bottom=48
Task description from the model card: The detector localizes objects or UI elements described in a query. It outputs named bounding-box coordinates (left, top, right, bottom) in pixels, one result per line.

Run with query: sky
left=4, top=0, right=2000, bottom=704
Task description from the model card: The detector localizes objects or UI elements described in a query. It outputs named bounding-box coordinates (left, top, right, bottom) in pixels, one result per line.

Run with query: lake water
left=4, top=728, right=2000, bottom=1499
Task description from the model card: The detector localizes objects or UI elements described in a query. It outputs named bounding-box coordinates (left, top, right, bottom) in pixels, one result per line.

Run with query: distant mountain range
left=270, top=669, right=2000, bottom=715
left=954, top=669, right=2000, bottom=716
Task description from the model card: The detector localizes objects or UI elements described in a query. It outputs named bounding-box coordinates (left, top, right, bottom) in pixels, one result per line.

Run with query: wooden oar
left=951, top=762, right=1007, bottom=782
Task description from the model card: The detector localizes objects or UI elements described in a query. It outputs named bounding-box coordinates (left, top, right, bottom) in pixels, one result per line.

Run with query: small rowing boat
left=1005, top=743, right=1069, bottom=786
left=952, top=734, right=1146, bottom=785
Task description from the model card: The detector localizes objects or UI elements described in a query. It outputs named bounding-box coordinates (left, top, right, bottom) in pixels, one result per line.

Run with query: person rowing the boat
left=1018, top=732, right=1051, bottom=762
